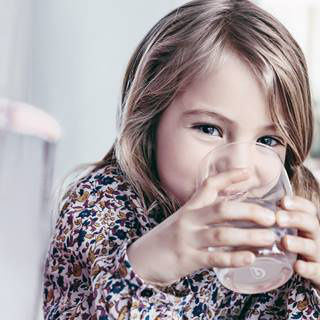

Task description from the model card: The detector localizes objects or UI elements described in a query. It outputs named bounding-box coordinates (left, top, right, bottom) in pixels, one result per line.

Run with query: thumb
left=187, top=169, right=249, bottom=209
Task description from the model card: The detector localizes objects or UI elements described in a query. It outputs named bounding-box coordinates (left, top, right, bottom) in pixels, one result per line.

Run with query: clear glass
left=198, top=141, right=297, bottom=294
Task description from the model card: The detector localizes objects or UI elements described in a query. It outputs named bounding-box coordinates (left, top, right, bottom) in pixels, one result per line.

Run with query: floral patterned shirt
left=43, top=165, right=320, bottom=319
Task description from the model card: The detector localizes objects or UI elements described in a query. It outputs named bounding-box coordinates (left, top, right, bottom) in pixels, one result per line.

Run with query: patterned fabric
left=43, top=165, right=320, bottom=319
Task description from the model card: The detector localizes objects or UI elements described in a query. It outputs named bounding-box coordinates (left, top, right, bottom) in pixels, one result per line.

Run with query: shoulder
left=51, top=164, right=145, bottom=253
left=61, top=164, right=142, bottom=218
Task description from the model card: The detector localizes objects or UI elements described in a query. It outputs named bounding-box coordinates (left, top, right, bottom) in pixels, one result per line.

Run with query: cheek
left=156, top=132, right=205, bottom=204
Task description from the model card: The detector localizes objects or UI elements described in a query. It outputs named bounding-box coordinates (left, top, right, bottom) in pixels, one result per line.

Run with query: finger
left=279, top=196, right=317, bottom=217
left=294, top=260, right=320, bottom=286
left=196, top=227, right=276, bottom=249
left=188, top=169, right=250, bottom=209
left=195, top=200, right=275, bottom=227
left=200, top=249, right=255, bottom=268
left=276, top=210, right=320, bottom=239
left=282, top=235, right=319, bottom=261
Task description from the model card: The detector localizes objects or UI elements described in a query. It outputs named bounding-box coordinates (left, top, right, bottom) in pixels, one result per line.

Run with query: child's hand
left=276, top=196, right=320, bottom=288
left=127, top=169, right=277, bottom=286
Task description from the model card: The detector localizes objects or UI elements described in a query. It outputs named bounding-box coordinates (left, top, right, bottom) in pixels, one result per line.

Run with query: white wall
left=27, top=0, right=182, bottom=186
left=0, top=0, right=33, bottom=101
left=258, top=0, right=320, bottom=103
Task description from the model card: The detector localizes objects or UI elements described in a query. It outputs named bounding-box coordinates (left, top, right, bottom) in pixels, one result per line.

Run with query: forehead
left=178, top=52, right=277, bottom=131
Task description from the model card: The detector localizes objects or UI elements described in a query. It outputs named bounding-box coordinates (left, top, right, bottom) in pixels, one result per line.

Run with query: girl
left=43, top=0, right=320, bottom=318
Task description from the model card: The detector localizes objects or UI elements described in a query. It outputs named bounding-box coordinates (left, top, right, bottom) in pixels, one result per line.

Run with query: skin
left=127, top=51, right=320, bottom=289
left=156, top=51, right=286, bottom=204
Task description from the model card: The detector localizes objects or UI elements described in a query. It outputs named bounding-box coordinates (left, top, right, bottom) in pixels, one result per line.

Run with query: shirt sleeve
left=43, top=170, right=192, bottom=319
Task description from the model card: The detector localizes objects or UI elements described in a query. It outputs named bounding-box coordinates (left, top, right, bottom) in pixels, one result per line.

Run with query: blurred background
left=0, top=0, right=319, bottom=319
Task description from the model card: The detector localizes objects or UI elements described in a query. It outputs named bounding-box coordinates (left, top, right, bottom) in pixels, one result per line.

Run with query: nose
left=215, top=142, right=253, bottom=173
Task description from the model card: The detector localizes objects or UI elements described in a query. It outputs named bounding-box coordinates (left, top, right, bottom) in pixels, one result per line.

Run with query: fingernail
left=285, top=235, right=292, bottom=248
left=297, top=261, right=305, bottom=273
left=263, top=231, right=276, bottom=242
left=284, top=197, right=293, bottom=209
left=266, top=212, right=275, bottom=224
left=242, top=254, right=254, bottom=265
left=237, top=169, right=248, bottom=177
left=278, top=211, right=289, bottom=225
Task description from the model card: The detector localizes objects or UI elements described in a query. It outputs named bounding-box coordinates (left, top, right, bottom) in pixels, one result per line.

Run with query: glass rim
left=207, top=140, right=282, bottom=161
left=197, top=140, right=292, bottom=196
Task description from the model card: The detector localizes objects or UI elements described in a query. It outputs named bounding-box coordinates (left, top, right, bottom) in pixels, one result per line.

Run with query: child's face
left=156, top=52, right=287, bottom=205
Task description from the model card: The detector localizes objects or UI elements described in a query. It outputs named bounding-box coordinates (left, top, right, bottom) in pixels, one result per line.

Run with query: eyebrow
left=182, top=108, right=278, bottom=131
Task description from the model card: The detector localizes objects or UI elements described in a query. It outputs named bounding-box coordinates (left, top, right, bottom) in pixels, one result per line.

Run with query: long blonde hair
left=58, top=0, right=319, bottom=218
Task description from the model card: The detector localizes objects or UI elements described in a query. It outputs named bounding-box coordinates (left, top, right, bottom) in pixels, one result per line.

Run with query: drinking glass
left=198, top=141, right=297, bottom=294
